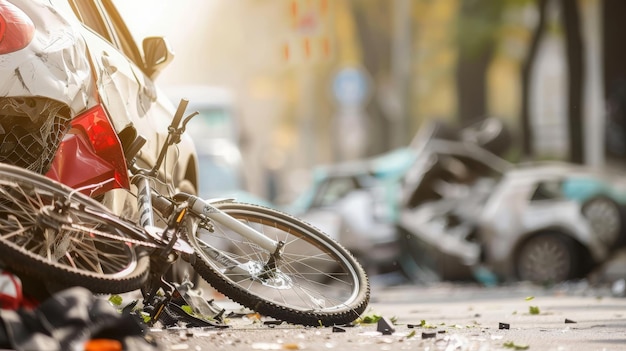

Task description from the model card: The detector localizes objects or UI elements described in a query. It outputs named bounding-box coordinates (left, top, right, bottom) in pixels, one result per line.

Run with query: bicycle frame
left=44, top=98, right=287, bottom=323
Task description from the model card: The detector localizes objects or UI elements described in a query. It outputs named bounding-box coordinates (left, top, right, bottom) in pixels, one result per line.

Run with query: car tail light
left=0, top=0, right=35, bottom=54
left=72, top=104, right=130, bottom=188
left=45, top=104, right=130, bottom=196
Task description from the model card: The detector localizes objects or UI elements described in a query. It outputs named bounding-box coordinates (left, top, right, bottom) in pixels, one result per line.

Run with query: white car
left=0, top=0, right=199, bottom=218
left=398, top=138, right=617, bottom=284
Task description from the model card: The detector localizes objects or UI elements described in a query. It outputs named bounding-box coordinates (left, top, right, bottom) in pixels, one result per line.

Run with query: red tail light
left=46, top=105, right=130, bottom=197
left=0, top=1, right=35, bottom=54
left=71, top=105, right=130, bottom=189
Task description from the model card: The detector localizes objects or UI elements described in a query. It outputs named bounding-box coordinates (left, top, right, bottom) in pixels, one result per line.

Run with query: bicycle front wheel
left=0, top=164, right=149, bottom=294
left=186, top=202, right=370, bottom=326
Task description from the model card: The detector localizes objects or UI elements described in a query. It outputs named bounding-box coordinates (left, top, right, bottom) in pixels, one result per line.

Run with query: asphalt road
left=148, top=280, right=626, bottom=351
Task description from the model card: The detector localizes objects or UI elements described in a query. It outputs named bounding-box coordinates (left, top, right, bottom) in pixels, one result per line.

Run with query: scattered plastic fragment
left=332, top=326, right=346, bottom=333
left=376, top=317, right=396, bottom=335
left=84, top=339, right=123, bottom=351
left=499, top=322, right=510, bottom=330
left=421, top=331, right=436, bottom=339
left=564, top=318, right=577, bottom=324
left=264, top=320, right=283, bottom=325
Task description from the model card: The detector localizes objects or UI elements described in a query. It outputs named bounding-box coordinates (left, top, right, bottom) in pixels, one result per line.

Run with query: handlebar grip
left=171, top=99, right=189, bottom=129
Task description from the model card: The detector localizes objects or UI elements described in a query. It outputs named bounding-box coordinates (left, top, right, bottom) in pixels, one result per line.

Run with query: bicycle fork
left=180, top=195, right=286, bottom=278
left=133, top=174, right=182, bottom=323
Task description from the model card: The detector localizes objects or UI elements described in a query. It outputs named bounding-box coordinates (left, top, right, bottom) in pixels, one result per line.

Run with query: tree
left=520, top=0, right=584, bottom=163
left=455, top=0, right=506, bottom=126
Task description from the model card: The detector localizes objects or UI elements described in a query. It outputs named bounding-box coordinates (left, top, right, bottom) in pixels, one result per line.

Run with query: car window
left=69, top=0, right=112, bottom=42
left=69, top=0, right=143, bottom=70
left=312, top=177, right=361, bottom=208
left=531, top=180, right=564, bottom=201
left=99, top=0, right=143, bottom=67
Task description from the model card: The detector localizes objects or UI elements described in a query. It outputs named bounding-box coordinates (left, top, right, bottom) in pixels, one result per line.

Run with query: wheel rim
left=518, top=236, right=572, bottom=282
left=193, top=211, right=362, bottom=312
left=0, top=177, right=138, bottom=279
left=583, top=199, right=620, bottom=245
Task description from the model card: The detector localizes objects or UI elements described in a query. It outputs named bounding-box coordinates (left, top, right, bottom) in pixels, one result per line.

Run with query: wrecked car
left=397, top=131, right=625, bottom=284
left=289, top=148, right=417, bottom=274
left=0, top=0, right=199, bottom=214
left=283, top=118, right=509, bottom=276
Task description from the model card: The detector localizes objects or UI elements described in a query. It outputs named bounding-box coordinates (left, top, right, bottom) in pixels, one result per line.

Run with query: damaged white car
left=0, top=0, right=199, bottom=217
left=398, top=135, right=621, bottom=284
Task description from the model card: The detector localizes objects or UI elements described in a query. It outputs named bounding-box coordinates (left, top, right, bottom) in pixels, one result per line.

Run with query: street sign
left=332, top=67, right=370, bottom=106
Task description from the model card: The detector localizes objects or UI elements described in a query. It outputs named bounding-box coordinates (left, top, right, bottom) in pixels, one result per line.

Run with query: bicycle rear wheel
left=186, top=202, right=370, bottom=326
left=0, top=164, right=149, bottom=294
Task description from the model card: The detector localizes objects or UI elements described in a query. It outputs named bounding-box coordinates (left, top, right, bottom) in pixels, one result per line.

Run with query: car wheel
left=582, top=196, right=623, bottom=247
left=516, top=233, right=580, bottom=283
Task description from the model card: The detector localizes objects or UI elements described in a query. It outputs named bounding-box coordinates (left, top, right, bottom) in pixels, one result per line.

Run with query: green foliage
left=456, top=0, right=536, bottom=56
left=356, top=314, right=382, bottom=324
left=108, top=295, right=123, bottom=306
left=503, top=341, right=530, bottom=350
left=529, top=306, right=540, bottom=315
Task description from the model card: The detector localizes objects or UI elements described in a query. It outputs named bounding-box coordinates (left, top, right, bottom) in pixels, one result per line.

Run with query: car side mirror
left=143, top=36, right=174, bottom=79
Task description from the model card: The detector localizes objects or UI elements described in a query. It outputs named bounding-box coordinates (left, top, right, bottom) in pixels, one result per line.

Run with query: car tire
left=515, top=233, right=581, bottom=284
left=581, top=196, right=624, bottom=247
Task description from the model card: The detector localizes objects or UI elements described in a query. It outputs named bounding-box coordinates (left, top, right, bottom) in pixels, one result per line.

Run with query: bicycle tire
left=0, top=164, right=150, bottom=294
left=186, top=201, right=370, bottom=326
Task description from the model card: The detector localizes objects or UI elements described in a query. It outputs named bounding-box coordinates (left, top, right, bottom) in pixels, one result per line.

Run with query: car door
left=68, top=0, right=173, bottom=171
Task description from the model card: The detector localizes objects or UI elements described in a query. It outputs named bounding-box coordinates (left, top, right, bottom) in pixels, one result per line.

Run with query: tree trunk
left=560, top=0, right=585, bottom=164
left=456, top=46, right=494, bottom=125
left=455, top=0, right=501, bottom=126
left=520, top=0, right=548, bottom=158
left=602, top=0, right=626, bottom=161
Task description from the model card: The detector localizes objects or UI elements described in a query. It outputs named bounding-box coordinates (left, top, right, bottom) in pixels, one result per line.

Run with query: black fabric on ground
left=0, top=286, right=159, bottom=351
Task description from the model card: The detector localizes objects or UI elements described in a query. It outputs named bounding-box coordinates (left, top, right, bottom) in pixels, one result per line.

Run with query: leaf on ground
left=525, top=296, right=535, bottom=301
left=108, top=295, right=123, bottom=306
left=503, top=341, right=530, bottom=350
left=181, top=305, right=193, bottom=315
left=529, top=306, right=540, bottom=315
left=356, top=314, right=382, bottom=324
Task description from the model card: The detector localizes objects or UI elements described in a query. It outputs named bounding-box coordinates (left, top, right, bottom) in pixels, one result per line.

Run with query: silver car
left=398, top=137, right=619, bottom=284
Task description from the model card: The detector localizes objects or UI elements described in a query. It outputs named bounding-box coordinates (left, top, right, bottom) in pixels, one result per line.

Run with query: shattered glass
left=0, top=97, right=71, bottom=174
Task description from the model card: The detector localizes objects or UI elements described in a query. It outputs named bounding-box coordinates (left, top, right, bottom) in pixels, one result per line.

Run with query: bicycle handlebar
left=171, top=99, right=189, bottom=129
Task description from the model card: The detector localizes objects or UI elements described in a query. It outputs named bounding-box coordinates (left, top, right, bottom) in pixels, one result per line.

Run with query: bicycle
left=0, top=99, right=370, bottom=327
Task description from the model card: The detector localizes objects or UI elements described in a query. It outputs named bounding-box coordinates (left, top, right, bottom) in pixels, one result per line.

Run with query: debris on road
left=376, top=317, right=396, bottom=335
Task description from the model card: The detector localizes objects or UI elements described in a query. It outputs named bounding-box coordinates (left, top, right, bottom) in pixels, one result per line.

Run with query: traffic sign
left=332, top=67, right=370, bottom=106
